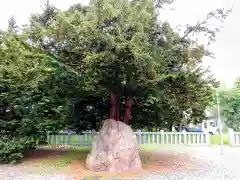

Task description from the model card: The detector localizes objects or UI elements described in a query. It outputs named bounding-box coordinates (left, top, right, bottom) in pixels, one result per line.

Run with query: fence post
left=91, top=131, right=96, bottom=146
left=137, top=130, right=142, bottom=144
left=183, top=131, right=187, bottom=144
left=53, top=134, right=56, bottom=145
left=67, top=132, right=71, bottom=145
left=228, top=128, right=234, bottom=146
left=147, top=132, right=151, bottom=144
left=205, top=132, right=210, bottom=145
left=160, top=130, right=164, bottom=144
left=47, top=132, right=50, bottom=145
left=152, top=132, right=155, bottom=144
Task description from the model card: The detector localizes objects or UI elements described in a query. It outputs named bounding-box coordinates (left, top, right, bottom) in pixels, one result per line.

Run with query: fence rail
left=136, top=132, right=209, bottom=145
left=42, top=131, right=210, bottom=146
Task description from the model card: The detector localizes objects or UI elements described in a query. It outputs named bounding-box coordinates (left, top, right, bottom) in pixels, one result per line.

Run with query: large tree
left=0, top=0, right=230, bottom=164
left=26, top=1, right=226, bottom=127
left=25, top=2, right=229, bottom=171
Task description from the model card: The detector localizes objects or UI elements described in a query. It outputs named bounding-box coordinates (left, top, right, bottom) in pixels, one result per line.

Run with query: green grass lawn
left=210, top=133, right=229, bottom=145
left=34, top=146, right=91, bottom=168
left=47, top=134, right=93, bottom=146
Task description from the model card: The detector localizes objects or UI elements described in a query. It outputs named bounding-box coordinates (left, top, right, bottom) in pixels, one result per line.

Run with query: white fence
left=45, top=130, right=210, bottom=146
left=228, top=128, right=240, bottom=146
left=136, top=131, right=209, bottom=145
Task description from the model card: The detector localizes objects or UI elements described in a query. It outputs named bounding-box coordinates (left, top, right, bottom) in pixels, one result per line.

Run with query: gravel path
left=0, top=164, right=74, bottom=180
left=0, top=174, right=73, bottom=180
left=138, top=146, right=240, bottom=180
left=1, top=146, right=240, bottom=180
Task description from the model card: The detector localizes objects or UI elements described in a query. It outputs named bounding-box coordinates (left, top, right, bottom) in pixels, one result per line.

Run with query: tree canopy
left=1, top=0, right=230, bottom=136
left=0, top=0, right=231, bottom=163
left=219, top=78, right=240, bottom=131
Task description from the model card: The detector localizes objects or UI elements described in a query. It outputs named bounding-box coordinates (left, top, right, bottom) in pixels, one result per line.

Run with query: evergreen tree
left=26, top=1, right=227, bottom=127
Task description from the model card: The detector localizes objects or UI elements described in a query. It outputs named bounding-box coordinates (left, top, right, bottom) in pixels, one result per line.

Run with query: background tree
left=0, top=16, right=91, bottom=163
left=0, top=18, right=52, bottom=163
left=220, top=78, right=240, bottom=131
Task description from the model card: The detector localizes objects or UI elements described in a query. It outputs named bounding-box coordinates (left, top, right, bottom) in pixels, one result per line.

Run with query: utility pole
left=216, top=91, right=224, bottom=155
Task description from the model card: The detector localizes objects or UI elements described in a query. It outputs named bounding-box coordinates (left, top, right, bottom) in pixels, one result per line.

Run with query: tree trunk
left=116, top=94, right=120, bottom=121
left=109, top=92, right=117, bottom=120
left=168, top=122, right=173, bottom=132
left=109, top=91, right=120, bottom=121
left=90, top=116, right=97, bottom=130
left=123, top=96, right=132, bottom=123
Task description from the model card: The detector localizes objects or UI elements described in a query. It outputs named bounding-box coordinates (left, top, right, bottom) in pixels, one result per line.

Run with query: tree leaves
left=220, top=86, right=240, bottom=131
left=1, top=0, right=230, bottom=134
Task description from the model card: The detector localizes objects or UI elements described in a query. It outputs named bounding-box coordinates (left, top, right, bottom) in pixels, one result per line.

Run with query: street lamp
left=216, top=91, right=224, bottom=155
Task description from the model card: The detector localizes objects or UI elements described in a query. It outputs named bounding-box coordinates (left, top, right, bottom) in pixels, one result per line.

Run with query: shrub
left=0, top=136, right=36, bottom=164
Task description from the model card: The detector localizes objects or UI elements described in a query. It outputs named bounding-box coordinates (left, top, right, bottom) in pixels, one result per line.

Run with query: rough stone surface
left=85, top=119, right=142, bottom=172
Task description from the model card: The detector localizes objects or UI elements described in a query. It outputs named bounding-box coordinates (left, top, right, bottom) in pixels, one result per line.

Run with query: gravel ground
left=1, top=146, right=240, bottom=180
left=138, top=146, right=240, bottom=180
left=0, top=175, right=74, bottom=180
left=0, top=164, right=74, bottom=180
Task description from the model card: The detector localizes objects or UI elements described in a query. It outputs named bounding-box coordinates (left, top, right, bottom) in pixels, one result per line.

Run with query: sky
left=0, top=0, right=238, bottom=87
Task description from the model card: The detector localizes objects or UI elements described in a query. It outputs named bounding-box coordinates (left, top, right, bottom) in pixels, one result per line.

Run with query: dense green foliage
left=0, top=0, right=230, bottom=163
left=220, top=78, right=240, bottom=131
left=0, top=136, right=35, bottom=163
left=0, top=19, right=50, bottom=163
left=26, top=1, right=226, bottom=128
left=0, top=18, right=86, bottom=162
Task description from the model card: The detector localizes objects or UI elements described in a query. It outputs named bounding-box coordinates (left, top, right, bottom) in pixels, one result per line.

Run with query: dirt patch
left=65, top=151, right=201, bottom=179
left=24, top=149, right=67, bottom=162
left=17, top=147, right=202, bottom=179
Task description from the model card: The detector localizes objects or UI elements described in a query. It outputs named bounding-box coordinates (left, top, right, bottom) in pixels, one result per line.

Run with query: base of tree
left=85, top=119, right=142, bottom=172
